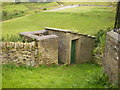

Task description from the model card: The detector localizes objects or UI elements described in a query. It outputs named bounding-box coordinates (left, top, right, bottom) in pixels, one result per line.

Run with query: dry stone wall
left=1, top=40, right=58, bottom=66
left=1, top=42, right=37, bottom=66
left=103, top=30, right=119, bottom=84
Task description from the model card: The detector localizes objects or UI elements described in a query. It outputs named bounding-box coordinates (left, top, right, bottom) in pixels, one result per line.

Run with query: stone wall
left=1, top=36, right=58, bottom=66
left=103, top=30, right=120, bottom=84
left=1, top=42, right=37, bottom=66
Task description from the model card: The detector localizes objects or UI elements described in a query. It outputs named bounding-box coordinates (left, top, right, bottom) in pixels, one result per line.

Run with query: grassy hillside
left=2, top=6, right=115, bottom=36
left=2, top=2, right=116, bottom=21
left=2, top=2, right=60, bottom=21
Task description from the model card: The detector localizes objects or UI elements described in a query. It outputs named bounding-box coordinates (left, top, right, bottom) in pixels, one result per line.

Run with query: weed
left=2, top=34, right=25, bottom=42
left=86, top=72, right=117, bottom=88
left=2, top=62, right=17, bottom=69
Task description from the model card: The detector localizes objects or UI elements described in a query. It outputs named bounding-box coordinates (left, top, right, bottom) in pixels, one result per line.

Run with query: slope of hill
left=2, top=5, right=115, bottom=36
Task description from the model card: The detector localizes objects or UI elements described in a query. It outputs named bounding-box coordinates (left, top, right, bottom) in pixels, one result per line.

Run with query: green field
left=2, top=5, right=115, bottom=36
left=2, top=63, right=114, bottom=88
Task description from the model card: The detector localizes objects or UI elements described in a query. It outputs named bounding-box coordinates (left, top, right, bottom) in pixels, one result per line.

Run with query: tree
left=56, top=2, right=63, bottom=5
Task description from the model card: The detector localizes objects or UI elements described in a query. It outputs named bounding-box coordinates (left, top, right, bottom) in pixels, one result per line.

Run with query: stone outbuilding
left=20, top=27, right=96, bottom=64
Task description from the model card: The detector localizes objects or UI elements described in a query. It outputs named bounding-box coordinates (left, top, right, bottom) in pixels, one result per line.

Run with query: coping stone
left=20, top=30, right=47, bottom=35
left=107, top=30, right=120, bottom=41
left=45, top=27, right=96, bottom=39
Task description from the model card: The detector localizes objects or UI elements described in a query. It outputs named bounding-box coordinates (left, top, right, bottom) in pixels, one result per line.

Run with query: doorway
left=71, top=40, right=76, bottom=64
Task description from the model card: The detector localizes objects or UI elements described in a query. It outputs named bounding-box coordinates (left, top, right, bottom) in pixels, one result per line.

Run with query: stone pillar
left=103, top=30, right=120, bottom=85
left=36, top=35, right=58, bottom=65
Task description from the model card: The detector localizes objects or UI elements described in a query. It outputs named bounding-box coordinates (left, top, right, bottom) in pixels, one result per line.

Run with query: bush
left=43, top=8, right=47, bottom=10
left=95, top=30, right=106, bottom=47
left=15, top=13, right=19, bottom=15
left=2, top=11, right=8, bottom=16
left=35, top=11, right=38, bottom=13
left=2, top=10, right=25, bottom=21
left=93, top=30, right=107, bottom=65
left=21, top=11, right=24, bottom=13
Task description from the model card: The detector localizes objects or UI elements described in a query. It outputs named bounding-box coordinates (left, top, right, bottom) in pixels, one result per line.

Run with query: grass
left=2, top=63, right=115, bottom=88
left=2, top=6, right=115, bottom=37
